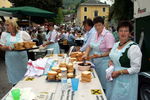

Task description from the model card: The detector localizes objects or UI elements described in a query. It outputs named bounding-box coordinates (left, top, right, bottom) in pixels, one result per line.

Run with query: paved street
left=0, top=58, right=12, bottom=99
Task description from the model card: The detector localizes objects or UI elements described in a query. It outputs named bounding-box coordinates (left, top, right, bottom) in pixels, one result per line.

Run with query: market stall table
left=2, top=55, right=107, bottom=100
left=27, top=49, right=47, bottom=60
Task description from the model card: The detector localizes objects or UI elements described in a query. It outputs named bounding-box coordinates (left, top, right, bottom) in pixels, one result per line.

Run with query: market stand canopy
left=0, top=11, right=13, bottom=17
left=0, top=6, right=55, bottom=17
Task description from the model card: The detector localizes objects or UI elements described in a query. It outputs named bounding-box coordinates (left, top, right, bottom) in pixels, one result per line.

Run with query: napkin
left=25, top=58, right=53, bottom=77
left=106, top=65, right=114, bottom=81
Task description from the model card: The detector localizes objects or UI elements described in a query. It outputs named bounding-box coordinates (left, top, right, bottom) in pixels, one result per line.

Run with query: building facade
left=76, top=0, right=110, bottom=26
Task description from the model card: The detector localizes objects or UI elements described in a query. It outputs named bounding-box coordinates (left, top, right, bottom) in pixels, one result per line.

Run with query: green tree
left=109, top=0, right=133, bottom=21
left=63, top=0, right=81, bottom=9
left=9, top=0, right=62, bottom=13
left=75, top=0, right=87, bottom=12
left=9, top=0, right=63, bottom=24
left=54, top=7, right=64, bottom=24
left=81, top=0, right=87, bottom=3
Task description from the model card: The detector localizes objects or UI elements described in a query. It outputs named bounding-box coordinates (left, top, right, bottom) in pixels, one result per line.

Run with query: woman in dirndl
left=0, top=19, right=29, bottom=85
left=83, top=16, right=115, bottom=90
left=106, top=21, right=142, bottom=100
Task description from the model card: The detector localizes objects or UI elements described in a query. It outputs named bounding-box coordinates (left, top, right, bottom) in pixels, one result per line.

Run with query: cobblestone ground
left=0, top=58, right=12, bottom=99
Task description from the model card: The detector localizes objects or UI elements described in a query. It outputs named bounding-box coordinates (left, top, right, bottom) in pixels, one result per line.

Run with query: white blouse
left=0, top=31, right=31, bottom=45
left=127, top=45, right=142, bottom=74
left=21, top=31, right=31, bottom=41
left=47, top=29, right=58, bottom=42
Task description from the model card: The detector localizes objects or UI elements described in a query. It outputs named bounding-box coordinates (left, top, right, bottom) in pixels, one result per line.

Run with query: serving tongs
left=82, top=58, right=86, bottom=66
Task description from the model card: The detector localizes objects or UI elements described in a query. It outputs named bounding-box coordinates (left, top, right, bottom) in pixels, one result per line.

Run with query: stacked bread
left=67, top=63, right=74, bottom=78
left=14, top=41, right=36, bottom=50
left=58, top=54, right=64, bottom=57
left=67, top=73, right=74, bottom=78
left=48, top=66, right=62, bottom=80
left=51, top=66, right=60, bottom=72
left=24, top=41, right=36, bottom=49
left=47, top=71, right=57, bottom=80
left=14, top=42, right=25, bottom=50
left=81, top=71, right=92, bottom=82
left=59, top=62, right=67, bottom=68
left=70, top=52, right=84, bottom=62
left=47, top=62, right=75, bottom=81
left=70, top=58, right=77, bottom=63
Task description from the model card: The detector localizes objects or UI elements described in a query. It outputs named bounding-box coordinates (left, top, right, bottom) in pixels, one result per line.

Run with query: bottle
left=61, top=68, right=67, bottom=91
left=44, top=58, right=51, bottom=74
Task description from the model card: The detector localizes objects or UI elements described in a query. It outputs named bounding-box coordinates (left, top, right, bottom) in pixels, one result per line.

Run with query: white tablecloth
left=2, top=56, right=107, bottom=100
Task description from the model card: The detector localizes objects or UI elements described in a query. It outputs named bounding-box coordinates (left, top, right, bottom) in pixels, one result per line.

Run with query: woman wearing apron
left=83, top=16, right=115, bottom=89
left=106, top=21, right=142, bottom=100
left=0, top=19, right=28, bottom=85
left=42, top=22, right=60, bottom=54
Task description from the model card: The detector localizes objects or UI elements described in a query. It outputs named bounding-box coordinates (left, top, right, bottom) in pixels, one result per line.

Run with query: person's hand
left=82, top=54, right=88, bottom=60
left=111, top=71, right=120, bottom=78
left=75, top=46, right=80, bottom=51
left=108, top=60, right=114, bottom=67
left=7, top=46, right=12, bottom=50
left=92, top=54, right=101, bottom=58
left=2, top=46, right=12, bottom=51
left=42, top=43, right=47, bottom=47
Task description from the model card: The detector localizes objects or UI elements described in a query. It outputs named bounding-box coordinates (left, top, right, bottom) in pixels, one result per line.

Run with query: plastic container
left=11, top=89, right=20, bottom=100
left=61, top=69, right=67, bottom=91
left=78, top=62, right=91, bottom=71
left=71, top=78, right=79, bottom=91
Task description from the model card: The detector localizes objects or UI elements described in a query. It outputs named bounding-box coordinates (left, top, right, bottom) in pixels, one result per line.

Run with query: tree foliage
left=63, top=0, right=81, bottom=9
left=54, top=7, right=64, bottom=24
left=9, top=0, right=62, bottom=13
left=9, top=0, right=63, bottom=24
left=109, top=0, right=133, bottom=21
left=75, top=0, right=87, bottom=12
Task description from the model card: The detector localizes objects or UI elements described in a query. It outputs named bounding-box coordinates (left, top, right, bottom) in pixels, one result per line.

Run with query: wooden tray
left=46, top=77, right=61, bottom=82
left=13, top=47, right=39, bottom=51
left=46, top=70, right=76, bottom=82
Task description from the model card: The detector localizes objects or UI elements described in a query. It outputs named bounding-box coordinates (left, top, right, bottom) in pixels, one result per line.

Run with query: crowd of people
left=0, top=16, right=142, bottom=100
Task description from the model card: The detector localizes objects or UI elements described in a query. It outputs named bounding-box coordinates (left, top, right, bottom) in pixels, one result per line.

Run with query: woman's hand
left=92, top=54, right=103, bottom=58
left=93, top=54, right=100, bottom=58
left=75, top=46, right=80, bottom=51
left=82, top=54, right=88, bottom=60
left=7, top=46, right=12, bottom=50
left=1, top=46, right=12, bottom=51
left=108, top=60, right=114, bottom=67
left=111, top=71, right=120, bottom=78
left=42, top=43, right=47, bottom=47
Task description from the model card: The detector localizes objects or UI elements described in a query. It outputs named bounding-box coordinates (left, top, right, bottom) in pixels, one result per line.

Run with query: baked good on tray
left=58, top=54, right=64, bottom=57
left=67, top=73, right=74, bottom=78
left=70, top=58, right=77, bottom=63
left=13, top=41, right=36, bottom=50
left=51, top=66, right=60, bottom=72
left=67, top=63, right=73, bottom=69
left=47, top=63, right=75, bottom=81
left=81, top=71, right=92, bottom=82
left=48, top=71, right=57, bottom=80
left=70, top=52, right=85, bottom=61
left=59, top=62, right=67, bottom=67
left=67, top=69, right=74, bottom=73
left=56, top=73, right=62, bottom=80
